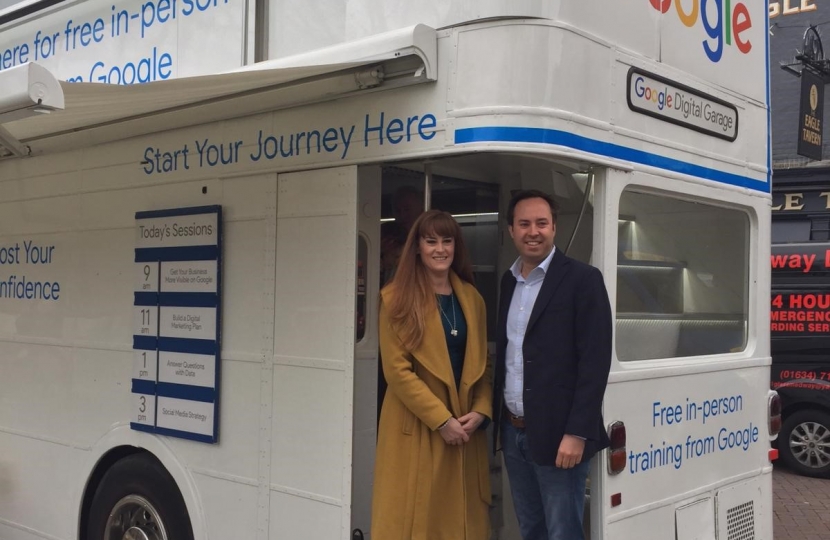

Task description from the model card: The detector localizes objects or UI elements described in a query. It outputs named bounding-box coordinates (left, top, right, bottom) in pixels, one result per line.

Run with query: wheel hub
left=106, top=495, right=168, bottom=540
left=124, top=527, right=151, bottom=540
left=789, top=420, right=830, bottom=469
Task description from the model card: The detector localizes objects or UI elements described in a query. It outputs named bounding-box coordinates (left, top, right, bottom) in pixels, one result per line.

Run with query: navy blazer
left=494, top=250, right=613, bottom=466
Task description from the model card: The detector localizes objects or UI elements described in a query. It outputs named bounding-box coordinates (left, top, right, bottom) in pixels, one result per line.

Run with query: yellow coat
left=372, top=273, right=493, bottom=540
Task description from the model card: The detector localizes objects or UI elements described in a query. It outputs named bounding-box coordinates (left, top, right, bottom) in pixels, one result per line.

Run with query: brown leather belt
left=504, top=405, right=525, bottom=429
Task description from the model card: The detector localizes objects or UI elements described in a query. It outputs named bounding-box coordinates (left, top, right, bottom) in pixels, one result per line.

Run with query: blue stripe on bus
left=152, top=426, right=216, bottom=443
left=136, top=205, right=221, bottom=219
left=134, top=292, right=158, bottom=306
left=454, top=126, right=769, bottom=193
left=157, top=382, right=215, bottom=402
left=133, top=335, right=158, bottom=350
left=765, top=8, right=772, bottom=185
left=130, top=422, right=156, bottom=434
left=159, top=293, right=217, bottom=307
left=158, top=337, right=217, bottom=355
left=132, top=378, right=156, bottom=394
left=135, top=245, right=218, bottom=263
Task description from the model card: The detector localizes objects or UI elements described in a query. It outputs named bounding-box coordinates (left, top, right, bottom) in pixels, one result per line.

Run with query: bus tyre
left=779, top=410, right=830, bottom=478
left=87, top=454, right=194, bottom=540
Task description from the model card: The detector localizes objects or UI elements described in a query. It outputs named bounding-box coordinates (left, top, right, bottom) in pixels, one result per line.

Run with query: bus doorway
left=351, top=162, right=503, bottom=538
left=352, top=154, right=598, bottom=540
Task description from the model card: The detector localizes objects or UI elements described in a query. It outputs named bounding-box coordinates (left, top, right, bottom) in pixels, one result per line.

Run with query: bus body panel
left=269, top=166, right=360, bottom=539
left=603, top=367, right=772, bottom=515
left=0, top=0, right=765, bottom=104
left=448, top=20, right=767, bottom=193
left=592, top=163, right=772, bottom=539
left=0, top=3, right=770, bottom=539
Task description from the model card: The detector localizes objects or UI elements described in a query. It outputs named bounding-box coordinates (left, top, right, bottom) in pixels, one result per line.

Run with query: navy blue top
left=437, top=292, right=467, bottom=388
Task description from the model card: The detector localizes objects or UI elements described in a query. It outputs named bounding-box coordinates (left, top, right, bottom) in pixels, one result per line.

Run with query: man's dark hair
left=506, top=190, right=560, bottom=225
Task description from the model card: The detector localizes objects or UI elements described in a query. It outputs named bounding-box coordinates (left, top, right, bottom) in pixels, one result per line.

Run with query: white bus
left=0, top=1, right=778, bottom=539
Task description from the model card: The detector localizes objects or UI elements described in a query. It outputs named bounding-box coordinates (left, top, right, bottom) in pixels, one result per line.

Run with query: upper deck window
left=0, top=0, right=65, bottom=24
left=615, top=189, right=749, bottom=361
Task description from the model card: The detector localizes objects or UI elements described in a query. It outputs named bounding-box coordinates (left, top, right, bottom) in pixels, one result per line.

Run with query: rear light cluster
left=607, top=421, right=626, bottom=475
left=769, top=391, right=782, bottom=462
left=769, top=392, right=782, bottom=437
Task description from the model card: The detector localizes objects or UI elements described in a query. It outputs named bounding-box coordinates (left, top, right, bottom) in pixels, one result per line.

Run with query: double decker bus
left=0, top=1, right=777, bottom=538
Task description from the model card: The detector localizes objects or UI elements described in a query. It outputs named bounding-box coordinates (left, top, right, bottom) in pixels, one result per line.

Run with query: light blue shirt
left=504, top=246, right=556, bottom=417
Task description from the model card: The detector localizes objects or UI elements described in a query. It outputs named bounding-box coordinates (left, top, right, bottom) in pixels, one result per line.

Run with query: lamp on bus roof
left=354, top=67, right=384, bottom=89
left=0, top=62, right=64, bottom=124
left=0, top=62, right=64, bottom=158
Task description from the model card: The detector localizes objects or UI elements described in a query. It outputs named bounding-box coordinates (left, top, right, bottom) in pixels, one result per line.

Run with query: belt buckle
left=504, top=406, right=525, bottom=429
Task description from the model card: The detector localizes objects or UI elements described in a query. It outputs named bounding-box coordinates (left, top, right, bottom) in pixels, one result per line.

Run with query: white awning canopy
left=0, top=24, right=436, bottom=159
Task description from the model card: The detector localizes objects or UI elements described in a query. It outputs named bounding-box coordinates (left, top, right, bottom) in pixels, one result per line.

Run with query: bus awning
left=0, top=24, right=436, bottom=159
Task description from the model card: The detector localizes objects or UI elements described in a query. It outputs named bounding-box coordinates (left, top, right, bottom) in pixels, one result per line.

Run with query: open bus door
left=352, top=161, right=504, bottom=537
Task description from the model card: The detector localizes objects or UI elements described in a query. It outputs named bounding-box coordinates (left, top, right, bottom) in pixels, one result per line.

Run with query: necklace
left=437, top=292, right=458, bottom=336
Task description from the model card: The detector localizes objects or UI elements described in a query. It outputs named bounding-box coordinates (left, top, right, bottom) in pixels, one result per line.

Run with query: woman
left=372, top=209, right=493, bottom=540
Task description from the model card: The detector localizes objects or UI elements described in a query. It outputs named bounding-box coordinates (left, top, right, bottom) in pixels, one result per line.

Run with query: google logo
left=633, top=77, right=671, bottom=110
left=649, top=0, right=753, bottom=63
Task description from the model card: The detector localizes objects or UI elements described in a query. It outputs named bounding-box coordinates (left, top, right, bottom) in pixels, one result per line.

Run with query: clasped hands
left=438, top=412, right=485, bottom=445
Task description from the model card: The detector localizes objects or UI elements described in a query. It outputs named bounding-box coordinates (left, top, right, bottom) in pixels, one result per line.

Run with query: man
left=494, top=189, right=612, bottom=540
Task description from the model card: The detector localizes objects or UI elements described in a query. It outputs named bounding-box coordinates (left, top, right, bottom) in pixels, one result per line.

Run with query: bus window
left=0, top=0, right=28, bottom=11
left=615, top=189, right=749, bottom=361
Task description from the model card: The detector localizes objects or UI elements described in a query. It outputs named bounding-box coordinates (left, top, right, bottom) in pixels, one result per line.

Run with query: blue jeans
left=501, top=419, right=589, bottom=540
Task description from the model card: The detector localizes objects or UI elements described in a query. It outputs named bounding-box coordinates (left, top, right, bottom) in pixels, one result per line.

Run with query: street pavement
left=773, top=464, right=830, bottom=540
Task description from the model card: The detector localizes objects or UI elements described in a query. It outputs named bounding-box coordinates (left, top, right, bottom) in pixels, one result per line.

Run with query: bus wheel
left=780, top=410, right=830, bottom=478
left=86, top=454, right=193, bottom=540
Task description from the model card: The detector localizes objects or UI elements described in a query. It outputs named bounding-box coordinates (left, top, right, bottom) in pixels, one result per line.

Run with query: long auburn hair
left=384, top=209, right=474, bottom=351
